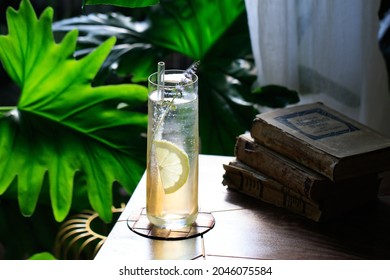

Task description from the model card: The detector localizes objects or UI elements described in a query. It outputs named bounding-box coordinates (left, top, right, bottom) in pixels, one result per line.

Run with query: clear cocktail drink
left=147, top=69, right=198, bottom=229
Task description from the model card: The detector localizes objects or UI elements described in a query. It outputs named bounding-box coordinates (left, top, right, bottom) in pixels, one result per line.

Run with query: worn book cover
left=223, top=160, right=379, bottom=222
left=235, top=133, right=332, bottom=200
left=222, top=161, right=323, bottom=222
left=250, top=102, right=390, bottom=181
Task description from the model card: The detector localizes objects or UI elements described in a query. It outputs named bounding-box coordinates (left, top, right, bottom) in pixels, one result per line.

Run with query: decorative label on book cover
left=256, top=102, right=390, bottom=158
left=275, top=108, right=360, bottom=140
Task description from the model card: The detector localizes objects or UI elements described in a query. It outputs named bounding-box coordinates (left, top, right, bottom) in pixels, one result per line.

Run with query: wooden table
left=95, top=155, right=390, bottom=260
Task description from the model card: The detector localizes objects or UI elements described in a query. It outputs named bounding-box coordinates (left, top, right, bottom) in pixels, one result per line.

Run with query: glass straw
left=157, top=61, right=165, bottom=101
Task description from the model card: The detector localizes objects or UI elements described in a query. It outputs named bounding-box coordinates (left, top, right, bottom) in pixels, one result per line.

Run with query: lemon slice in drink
left=154, top=140, right=190, bottom=194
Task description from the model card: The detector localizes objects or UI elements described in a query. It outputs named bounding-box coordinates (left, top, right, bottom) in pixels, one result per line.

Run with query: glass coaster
left=127, top=208, right=215, bottom=240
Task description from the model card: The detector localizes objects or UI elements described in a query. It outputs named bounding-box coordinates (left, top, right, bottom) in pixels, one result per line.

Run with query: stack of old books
left=222, top=102, right=390, bottom=222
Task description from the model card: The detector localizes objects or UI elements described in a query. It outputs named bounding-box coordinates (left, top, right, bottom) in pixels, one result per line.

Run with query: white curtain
left=245, top=0, right=390, bottom=137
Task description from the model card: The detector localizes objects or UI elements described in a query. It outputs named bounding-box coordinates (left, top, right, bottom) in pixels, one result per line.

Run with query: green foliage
left=54, top=0, right=299, bottom=155
left=142, top=0, right=244, bottom=60
left=0, top=0, right=148, bottom=223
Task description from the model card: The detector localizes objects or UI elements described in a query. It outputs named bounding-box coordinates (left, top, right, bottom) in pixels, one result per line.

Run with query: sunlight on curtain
left=245, top=0, right=390, bottom=136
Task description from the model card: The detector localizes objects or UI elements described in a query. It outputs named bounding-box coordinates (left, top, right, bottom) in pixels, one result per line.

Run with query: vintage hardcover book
left=223, top=160, right=379, bottom=222
left=235, top=133, right=332, bottom=200
left=250, top=102, right=390, bottom=182
left=222, top=161, right=323, bottom=222
left=235, top=134, right=380, bottom=201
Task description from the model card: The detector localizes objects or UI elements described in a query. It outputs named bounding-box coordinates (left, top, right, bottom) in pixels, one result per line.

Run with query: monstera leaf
left=0, top=0, right=148, bottom=222
left=142, top=0, right=245, bottom=60
left=53, top=0, right=299, bottom=155
left=53, top=0, right=246, bottom=83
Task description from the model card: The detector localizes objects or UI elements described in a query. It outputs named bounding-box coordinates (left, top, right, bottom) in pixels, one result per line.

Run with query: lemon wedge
left=153, top=140, right=190, bottom=194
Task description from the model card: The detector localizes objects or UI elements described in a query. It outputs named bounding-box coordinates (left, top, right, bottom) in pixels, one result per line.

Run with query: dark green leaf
left=198, top=13, right=259, bottom=155
left=251, top=85, right=300, bottom=108
left=53, top=12, right=162, bottom=83
left=144, top=0, right=245, bottom=59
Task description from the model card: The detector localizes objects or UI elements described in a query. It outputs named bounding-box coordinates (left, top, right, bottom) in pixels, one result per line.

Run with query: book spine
left=234, top=135, right=330, bottom=200
left=222, top=164, right=322, bottom=222
left=251, top=118, right=339, bottom=181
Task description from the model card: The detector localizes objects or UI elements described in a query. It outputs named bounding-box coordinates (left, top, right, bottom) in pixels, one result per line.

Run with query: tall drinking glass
left=147, top=67, right=199, bottom=229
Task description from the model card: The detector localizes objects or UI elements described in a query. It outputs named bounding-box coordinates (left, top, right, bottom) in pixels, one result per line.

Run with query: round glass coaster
left=127, top=208, right=215, bottom=240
